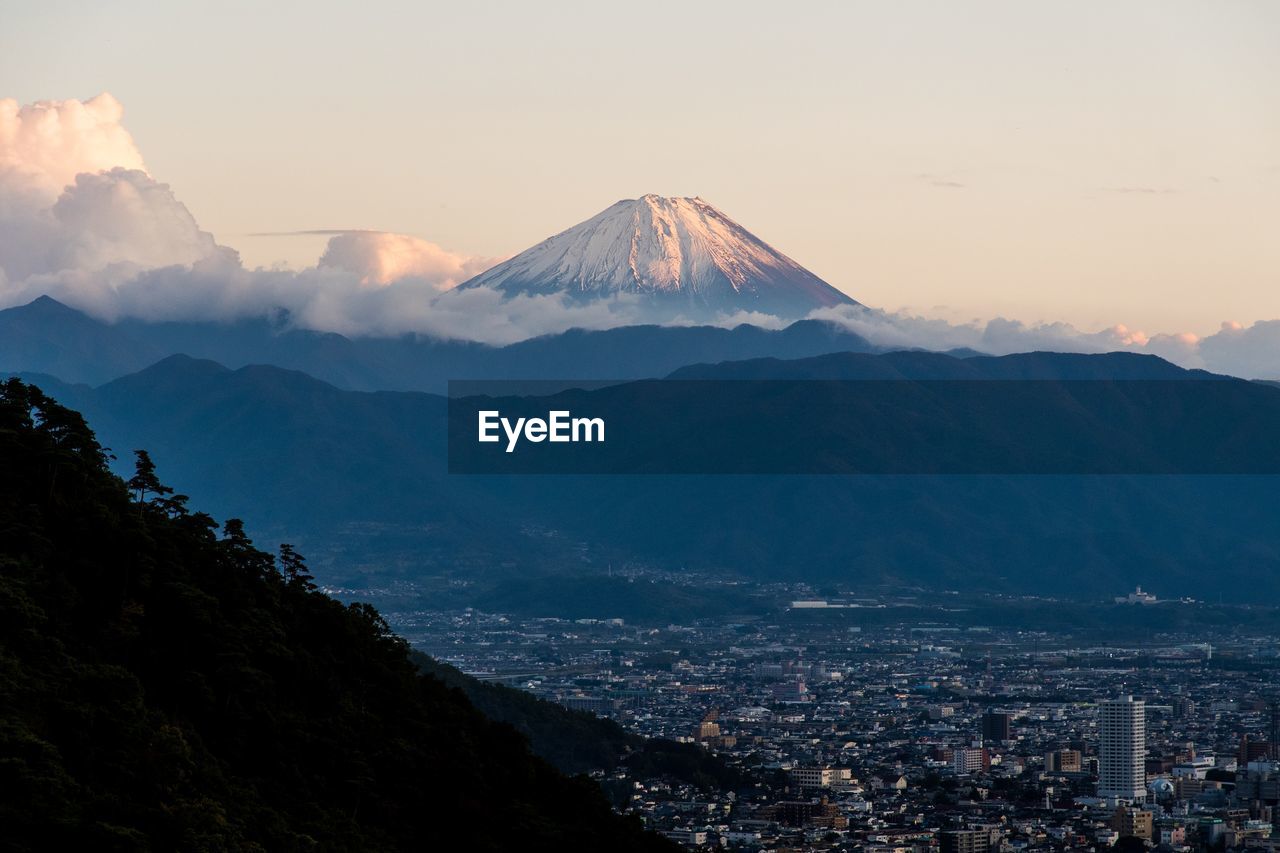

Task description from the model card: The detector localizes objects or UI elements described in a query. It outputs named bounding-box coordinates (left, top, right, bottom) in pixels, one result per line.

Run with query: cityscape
left=369, top=582, right=1280, bottom=851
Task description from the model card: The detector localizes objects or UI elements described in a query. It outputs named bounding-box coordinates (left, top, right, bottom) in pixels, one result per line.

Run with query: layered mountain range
left=0, top=296, right=876, bottom=390
left=15, top=349, right=1280, bottom=602
left=3, top=192, right=1277, bottom=604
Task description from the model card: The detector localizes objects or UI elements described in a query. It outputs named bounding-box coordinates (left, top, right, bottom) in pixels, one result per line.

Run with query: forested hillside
left=0, top=378, right=673, bottom=852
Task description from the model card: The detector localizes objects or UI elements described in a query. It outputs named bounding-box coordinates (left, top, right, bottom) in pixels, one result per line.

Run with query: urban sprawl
left=358, top=581, right=1280, bottom=853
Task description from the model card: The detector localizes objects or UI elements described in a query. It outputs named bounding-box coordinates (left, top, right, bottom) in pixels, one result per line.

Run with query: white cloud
left=0, top=94, right=227, bottom=285
left=296, top=284, right=643, bottom=343
left=0, top=93, right=145, bottom=199
left=317, top=230, right=499, bottom=290
left=1197, top=321, right=1280, bottom=379
left=807, top=304, right=1280, bottom=379
left=801, top=305, right=1148, bottom=357
left=51, top=168, right=225, bottom=273
left=0, top=165, right=231, bottom=288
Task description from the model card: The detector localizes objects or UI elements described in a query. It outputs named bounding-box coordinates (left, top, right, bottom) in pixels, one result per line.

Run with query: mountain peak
left=16, top=295, right=82, bottom=317
left=634, top=192, right=703, bottom=205
left=459, top=195, right=857, bottom=319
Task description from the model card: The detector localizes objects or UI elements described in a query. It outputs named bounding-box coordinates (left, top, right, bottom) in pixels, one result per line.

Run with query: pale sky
left=3, top=0, right=1277, bottom=335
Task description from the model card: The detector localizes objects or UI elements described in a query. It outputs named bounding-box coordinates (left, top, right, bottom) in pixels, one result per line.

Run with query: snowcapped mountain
left=458, top=195, right=857, bottom=319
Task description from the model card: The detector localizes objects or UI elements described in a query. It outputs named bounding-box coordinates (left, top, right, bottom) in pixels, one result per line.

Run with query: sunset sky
left=3, top=0, right=1278, bottom=336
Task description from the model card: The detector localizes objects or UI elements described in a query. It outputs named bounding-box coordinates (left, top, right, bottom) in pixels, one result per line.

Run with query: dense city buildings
left=343, top=580, right=1280, bottom=851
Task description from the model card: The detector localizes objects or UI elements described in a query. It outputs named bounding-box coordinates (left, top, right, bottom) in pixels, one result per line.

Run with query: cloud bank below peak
left=317, top=230, right=500, bottom=290
left=2, top=94, right=1280, bottom=376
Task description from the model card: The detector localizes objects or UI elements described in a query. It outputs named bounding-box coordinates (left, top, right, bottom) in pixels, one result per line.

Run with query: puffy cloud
left=807, top=303, right=1280, bottom=375
left=0, top=93, right=146, bottom=200
left=1140, top=331, right=1202, bottom=367
left=0, top=166, right=229, bottom=285
left=804, top=305, right=1129, bottom=355
left=317, top=230, right=498, bottom=290
left=1197, top=320, right=1280, bottom=379
left=51, top=168, right=224, bottom=273
left=293, top=284, right=645, bottom=343
left=0, top=95, right=227, bottom=286
left=24, top=260, right=646, bottom=344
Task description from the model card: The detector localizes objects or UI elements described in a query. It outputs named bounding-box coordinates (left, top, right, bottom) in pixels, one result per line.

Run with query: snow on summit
left=458, top=195, right=857, bottom=319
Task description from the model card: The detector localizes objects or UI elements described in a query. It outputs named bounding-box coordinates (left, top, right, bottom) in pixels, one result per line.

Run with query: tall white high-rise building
left=1098, top=695, right=1146, bottom=800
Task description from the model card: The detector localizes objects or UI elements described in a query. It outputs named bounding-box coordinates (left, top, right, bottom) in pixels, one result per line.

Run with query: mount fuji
left=458, top=194, right=858, bottom=319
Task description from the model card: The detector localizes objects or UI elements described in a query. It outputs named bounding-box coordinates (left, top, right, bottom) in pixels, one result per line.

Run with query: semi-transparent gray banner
left=447, top=379, right=1280, bottom=474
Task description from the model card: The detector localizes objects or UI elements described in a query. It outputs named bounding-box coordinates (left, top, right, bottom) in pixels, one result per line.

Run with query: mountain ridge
left=14, top=348, right=1280, bottom=601
left=666, top=348, right=1229, bottom=381
left=0, top=296, right=878, bottom=390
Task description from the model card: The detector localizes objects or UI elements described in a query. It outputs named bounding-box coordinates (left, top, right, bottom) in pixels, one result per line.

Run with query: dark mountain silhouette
left=14, top=350, right=1280, bottom=601
left=0, top=296, right=164, bottom=383
left=0, top=378, right=674, bottom=851
left=667, top=348, right=1223, bottom=380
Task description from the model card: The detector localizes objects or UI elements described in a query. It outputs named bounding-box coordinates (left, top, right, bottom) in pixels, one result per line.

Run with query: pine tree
left=221, top=519, right=277, bottom=580
left=126, top=449, right=172, bottom=504
left=278, top=542, right=315, bottom=590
